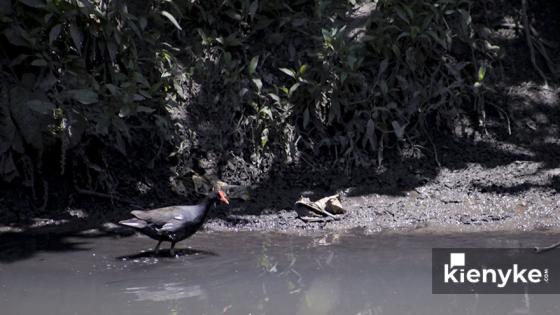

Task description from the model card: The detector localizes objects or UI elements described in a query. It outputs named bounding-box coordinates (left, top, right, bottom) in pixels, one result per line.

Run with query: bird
left=118, top=190, right=229, bottom=256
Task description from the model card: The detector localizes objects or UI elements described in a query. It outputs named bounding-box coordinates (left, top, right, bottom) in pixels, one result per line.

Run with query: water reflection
left=1, top=232, right=559, bottom=315
left=296, top=277, right=340, bottom=315
left=124, top=282, right=207, bottom=302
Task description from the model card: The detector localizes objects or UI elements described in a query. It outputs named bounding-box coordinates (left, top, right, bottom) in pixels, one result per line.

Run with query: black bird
left=119, top=190, right=229, bottom=256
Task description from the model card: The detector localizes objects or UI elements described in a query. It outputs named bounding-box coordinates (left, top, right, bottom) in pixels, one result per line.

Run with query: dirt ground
left=204, top=95, right=560, bottom=235
left=1, top=1, right=559, bottom=237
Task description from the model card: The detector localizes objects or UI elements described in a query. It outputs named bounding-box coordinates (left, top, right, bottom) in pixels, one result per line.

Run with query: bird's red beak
left=218, top=191, right=229, bottom=204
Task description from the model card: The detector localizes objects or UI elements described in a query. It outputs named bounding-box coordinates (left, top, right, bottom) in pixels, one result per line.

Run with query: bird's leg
left=154, top=240, right=163, bottom=255
left=170, top=241, right=177, bottom=257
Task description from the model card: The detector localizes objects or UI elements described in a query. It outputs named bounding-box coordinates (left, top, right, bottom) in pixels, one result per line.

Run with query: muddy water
left=1, top=231, right=559, bottom=315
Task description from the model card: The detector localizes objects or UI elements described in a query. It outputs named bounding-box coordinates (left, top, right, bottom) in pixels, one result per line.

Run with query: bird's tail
left=118, top=218, right=148, bottom=229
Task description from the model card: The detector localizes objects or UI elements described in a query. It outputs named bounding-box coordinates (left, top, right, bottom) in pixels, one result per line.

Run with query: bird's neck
left=199, top=196, right=215, bottom=212
left=194, top=197, right=214, bottom=222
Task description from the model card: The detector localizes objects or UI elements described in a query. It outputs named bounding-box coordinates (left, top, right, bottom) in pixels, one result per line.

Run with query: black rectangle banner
left=432, top=248, right=560, bottom=294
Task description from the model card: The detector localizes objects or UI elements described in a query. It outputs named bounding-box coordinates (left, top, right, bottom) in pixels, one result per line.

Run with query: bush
left=0, top=0, right=184, bottom=202
left=173, top=0, right=500, bottom=171
left=0, top=0, right=506, bottom=205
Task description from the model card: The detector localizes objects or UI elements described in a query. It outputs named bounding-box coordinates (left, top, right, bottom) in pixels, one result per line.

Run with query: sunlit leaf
left=279, top=68, right=295, bottom=78
left=268, top=93, right=280, bottom=103
left=260, top=128, right=269, bottom=147
left=260, top=107, right=272, bottom=119
left=288, top=82, right=300, bottom=97
left=248, top=56, right=259, bottom=76
left=252, top=78, right=263, bottom=92
left=161, top=10, right=182, bottom=31
left=477, top=65, right=486, bottom=82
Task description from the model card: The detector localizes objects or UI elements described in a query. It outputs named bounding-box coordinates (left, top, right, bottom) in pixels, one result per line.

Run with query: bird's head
left=210, top=190, right=229, bottom=205
left=217, top=190, right=229, bottom=205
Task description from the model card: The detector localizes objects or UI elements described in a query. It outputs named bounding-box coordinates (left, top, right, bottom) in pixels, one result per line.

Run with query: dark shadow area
left=0, top=232, right=91, bottom=264
left=473, top=175, right=560, bottom=195
left=0, top=219, right=136, bottom=263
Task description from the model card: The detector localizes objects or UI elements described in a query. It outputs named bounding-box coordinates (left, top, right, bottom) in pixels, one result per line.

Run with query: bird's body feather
left=117, top=193, right=226, bottom=253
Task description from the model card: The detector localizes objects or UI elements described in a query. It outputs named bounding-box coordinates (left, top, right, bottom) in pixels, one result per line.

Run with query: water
left=1, top=231, right=559, bottom=315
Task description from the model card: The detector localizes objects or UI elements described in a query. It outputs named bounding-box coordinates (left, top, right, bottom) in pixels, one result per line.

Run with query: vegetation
left=0, top=0, right=555, bottom=208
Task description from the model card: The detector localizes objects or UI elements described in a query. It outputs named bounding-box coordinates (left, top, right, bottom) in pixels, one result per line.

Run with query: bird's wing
left=119, top=218, right=148, bottom=229
left=131, top=206, right=182, bottom=226
left=131, top=205, right=200, bottom=226
left=159, top=217, right=197, bottom=233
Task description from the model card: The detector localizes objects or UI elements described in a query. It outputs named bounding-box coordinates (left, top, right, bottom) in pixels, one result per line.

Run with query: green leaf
left=379, top=80, right=388, bottom=95
left=303, top=107, right=310, bottom=128
left=395, top=7, right=410, bottom=24
left=260, top=106, right=272, bottom=119
left=288, top=82, right=301, bottom=97
left=477, top=65, right=486, bottom=82
left=31, top=58, right=47, bottom=67
left=268, top=93, right=280, bottom=103
left=378, top=59, right=389, bottom=74
left=299, top=64, right=309, bottom=75
left=18, top=0, right=46, bottom=8
left=26, top=100, right=54, bottom=114
left=161, top=10, right=182, bottom=31
left=260, top=128, right=269, bottom=147
left=49, top=24, right=61, bottom=44
left=248, top=56, right=259, bottom=76
left=391, top=121, right=405, bottom=140
left=252, top=78, right=263, bottom=92
left=4, top=27, right=30, bottom=47
left=216, top=34, right=242, bottom=47
left=70, top=22, right=83, bottom=53
left=279, top=68, right=296, bottom=78
left=67, top=89, right=98, bottom=105
left=249, top=0, right=259, bottom=18
left=139, top=17, right=147, bottom=30
left=225, top=10, right=242, bottom=21
left=137, top=105, right=155, bottom=113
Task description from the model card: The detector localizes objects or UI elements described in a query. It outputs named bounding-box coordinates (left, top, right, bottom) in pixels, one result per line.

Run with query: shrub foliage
left=0, top=0, right=506, bottom=202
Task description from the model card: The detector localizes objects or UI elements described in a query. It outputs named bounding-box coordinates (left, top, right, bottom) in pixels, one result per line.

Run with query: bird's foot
left=169, top=242, right=177, bottom=257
